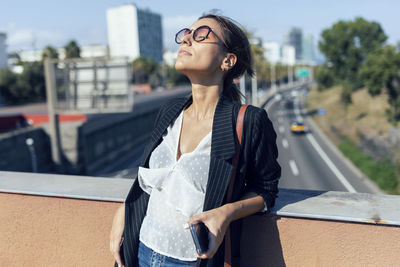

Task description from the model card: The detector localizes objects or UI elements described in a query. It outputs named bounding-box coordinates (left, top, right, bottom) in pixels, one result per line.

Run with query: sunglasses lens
left=194, top=26, right=210, bottom=41
left=175, top=28, right=190, bottom=44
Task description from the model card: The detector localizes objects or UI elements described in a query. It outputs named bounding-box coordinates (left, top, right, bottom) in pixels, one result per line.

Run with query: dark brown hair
left=198, top=13, right=254, bottom=102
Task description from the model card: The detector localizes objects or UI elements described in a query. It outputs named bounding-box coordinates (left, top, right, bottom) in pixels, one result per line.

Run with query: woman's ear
left=221, top=53, right=237, bottom=71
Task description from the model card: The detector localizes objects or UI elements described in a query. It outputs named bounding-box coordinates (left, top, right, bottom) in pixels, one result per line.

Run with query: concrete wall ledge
left=0, top=171, right=131, bottom=202
left=2, top=171, right=400, bottom=266
left=1, top=171, right=400, bottom=226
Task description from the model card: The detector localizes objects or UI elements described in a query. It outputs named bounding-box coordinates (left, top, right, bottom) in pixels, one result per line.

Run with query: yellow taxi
left=290, top=121, right=307, bottom=134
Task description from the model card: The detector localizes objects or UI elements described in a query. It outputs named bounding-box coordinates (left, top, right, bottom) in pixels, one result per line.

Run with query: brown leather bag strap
left=224, top=104, right=248, bottom=267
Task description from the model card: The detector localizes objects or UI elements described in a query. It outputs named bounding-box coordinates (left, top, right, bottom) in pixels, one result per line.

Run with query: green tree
left=64, top=40, right=81, bottom=59
left=275, top=63, right=288, bottom=85
left=341, top=82, right=353, bottom=105
left=42, top=45, right=59, bottom=61
left=360, top=45, right=400, bottom=121
left=246, top=31, right=271, bottom=86
left=319, top=17, right=387, bottom=90
left=20, top=62, right=46, bottom=99
left=163, top=64, right=188, bottom=86
left=315, top=64, right=335, bottom=91
left=0, top=63, right=45, bottom=104
left=0, top=68, right=18, bottom=103
left=250, top=37, right=267, bottom=78
left=131, top=57, right=160, bottom=87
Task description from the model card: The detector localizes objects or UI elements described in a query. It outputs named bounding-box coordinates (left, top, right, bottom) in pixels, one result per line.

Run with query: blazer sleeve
left=244, top=108, right=281, bottom=212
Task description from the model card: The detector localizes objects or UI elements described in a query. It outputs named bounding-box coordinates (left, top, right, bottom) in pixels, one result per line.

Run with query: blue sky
left=1, top=0, right=400, bottom=56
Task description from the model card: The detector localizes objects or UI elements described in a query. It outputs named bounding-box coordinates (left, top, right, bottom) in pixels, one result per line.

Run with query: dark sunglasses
left=175, top=25, right=228, bottom=49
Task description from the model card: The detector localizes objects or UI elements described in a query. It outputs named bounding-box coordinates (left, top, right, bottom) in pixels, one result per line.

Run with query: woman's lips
left=178, top=49, right=192, bottom=56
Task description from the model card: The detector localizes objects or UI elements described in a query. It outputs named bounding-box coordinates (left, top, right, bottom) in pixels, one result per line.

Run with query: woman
left=110, top=14, right=281, bottom=267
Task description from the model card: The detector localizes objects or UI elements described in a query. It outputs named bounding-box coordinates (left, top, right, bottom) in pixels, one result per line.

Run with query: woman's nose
left=181, top=32, right=193, bottom=46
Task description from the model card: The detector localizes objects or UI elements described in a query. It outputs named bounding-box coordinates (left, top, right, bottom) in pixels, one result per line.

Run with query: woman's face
left=175, top=18, right=227, bottom=79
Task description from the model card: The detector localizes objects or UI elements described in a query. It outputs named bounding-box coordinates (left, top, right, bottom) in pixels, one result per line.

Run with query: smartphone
left=189, top=222, right=209, bottom=255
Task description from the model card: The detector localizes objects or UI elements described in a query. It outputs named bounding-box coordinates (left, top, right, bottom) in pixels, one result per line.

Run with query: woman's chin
left=174, top=63, right=191, bottom=75
left=175, top=60, right=186, bottom=69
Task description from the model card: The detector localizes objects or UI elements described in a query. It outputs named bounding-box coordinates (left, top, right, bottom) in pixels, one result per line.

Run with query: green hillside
left=306, top=85, right=399, bottom=194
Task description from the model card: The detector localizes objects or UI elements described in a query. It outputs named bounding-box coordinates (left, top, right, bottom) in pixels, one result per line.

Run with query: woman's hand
left=187, top=204, right=233, bottom=259
left=186, top=194, right=265, bottom=259
left=110, top=203, right=126, bottom=267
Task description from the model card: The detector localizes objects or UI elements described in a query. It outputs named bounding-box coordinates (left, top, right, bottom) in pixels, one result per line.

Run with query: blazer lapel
left=203, top=95, right=236, bottom=211
left=139, top=93, right=237, bottom=211
left=140, top=95, right=192, bottom=166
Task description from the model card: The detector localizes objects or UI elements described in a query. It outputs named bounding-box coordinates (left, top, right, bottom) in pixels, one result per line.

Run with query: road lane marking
left=289, top=160, right=299, bottom=176
left=306, top=134, right=357, bottom=192
left=282, top=138, right=289, bottom=148
left=279, top=126, right=285, bottom=133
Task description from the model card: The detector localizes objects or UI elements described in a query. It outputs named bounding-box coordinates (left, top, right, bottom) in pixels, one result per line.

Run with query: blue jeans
left=138, top=241, right=197, bottom=267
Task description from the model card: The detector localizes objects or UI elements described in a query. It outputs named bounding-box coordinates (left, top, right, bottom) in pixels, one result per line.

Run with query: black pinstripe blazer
left=118, top=94, right=281, bottom=267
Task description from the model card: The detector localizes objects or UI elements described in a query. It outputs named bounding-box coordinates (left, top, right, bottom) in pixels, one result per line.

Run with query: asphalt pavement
left=267, top=87, right=382, bottom=194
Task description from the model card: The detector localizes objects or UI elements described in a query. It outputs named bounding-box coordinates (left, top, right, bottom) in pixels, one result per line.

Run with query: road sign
left=296, top=68, right=310, bottom=78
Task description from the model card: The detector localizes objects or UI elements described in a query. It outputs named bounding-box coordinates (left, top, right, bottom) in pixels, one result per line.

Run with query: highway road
left=107, top=85, right=381, bottom=194
left=267, top=86, right=379, bottom=194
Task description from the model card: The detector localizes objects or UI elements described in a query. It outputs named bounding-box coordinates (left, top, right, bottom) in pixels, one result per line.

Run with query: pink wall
left=241, top=215, right=400, bottom=266
left=1, top=192, right=400, bottom=267
left=0, top=193, right=119, bottom=266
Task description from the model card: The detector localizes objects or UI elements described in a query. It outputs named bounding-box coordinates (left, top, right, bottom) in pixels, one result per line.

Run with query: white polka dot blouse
left=138, top=110, right=211, bottom=261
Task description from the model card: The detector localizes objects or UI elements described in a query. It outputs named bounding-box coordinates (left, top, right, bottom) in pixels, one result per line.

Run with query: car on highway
left=274, top=93, right=282, bottom=101
left=290, top=121, right=307, bottom=134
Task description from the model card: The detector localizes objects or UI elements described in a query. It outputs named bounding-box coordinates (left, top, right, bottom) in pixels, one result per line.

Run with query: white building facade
left=0, top=33, right=7, bottom=68
left=263, top=42, right=281, bottom=64
left=281, top=45, right=296, bottom=66
left=80, top=45, right=109, bottom=58
left=301, top=33, right=315, bottom=65
left=263, top=41, right=296, bottom=66
left=107, top=4, right=163, bottom=62
left=16, top=45, right=109, bottom=63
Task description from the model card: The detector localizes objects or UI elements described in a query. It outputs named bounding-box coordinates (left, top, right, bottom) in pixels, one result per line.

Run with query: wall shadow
left=241, top=214, right=286, bottom=267
left=240, top=188, right=327, bottom=266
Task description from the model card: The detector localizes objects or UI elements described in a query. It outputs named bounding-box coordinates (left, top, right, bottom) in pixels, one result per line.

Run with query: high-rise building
left=106, top=4, right=163, bottom=62
left=284, top=27, right=302, bottom=61
left=263, top=42, right=281, bottom=64
left=281, top=45, right=296, bottom=66
left=301, top=33, right=315, bottom=65
left=0, top=33, right=7, bottom=68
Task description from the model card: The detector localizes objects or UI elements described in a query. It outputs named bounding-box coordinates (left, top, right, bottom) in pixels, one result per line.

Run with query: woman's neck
left=187, top=83, right=222, bottom=121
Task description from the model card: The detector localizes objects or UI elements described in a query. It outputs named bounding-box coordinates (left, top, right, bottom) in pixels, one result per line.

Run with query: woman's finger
left=206, top=232, right=217, bottom=257
left=110, top=237, right=124, bottom=267
left=114, top=250, right=124, bottom=267
left=196, top=231, right=217, bottom=259
left=187, top=212, right=206, bottom=224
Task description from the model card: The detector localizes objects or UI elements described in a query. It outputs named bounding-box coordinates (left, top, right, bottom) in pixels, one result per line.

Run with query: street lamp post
left=251, top=72, right=257, bottom=106
left=239, top=75, right=246, bottom=103
left=44, top=55, right=64, bottom=172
